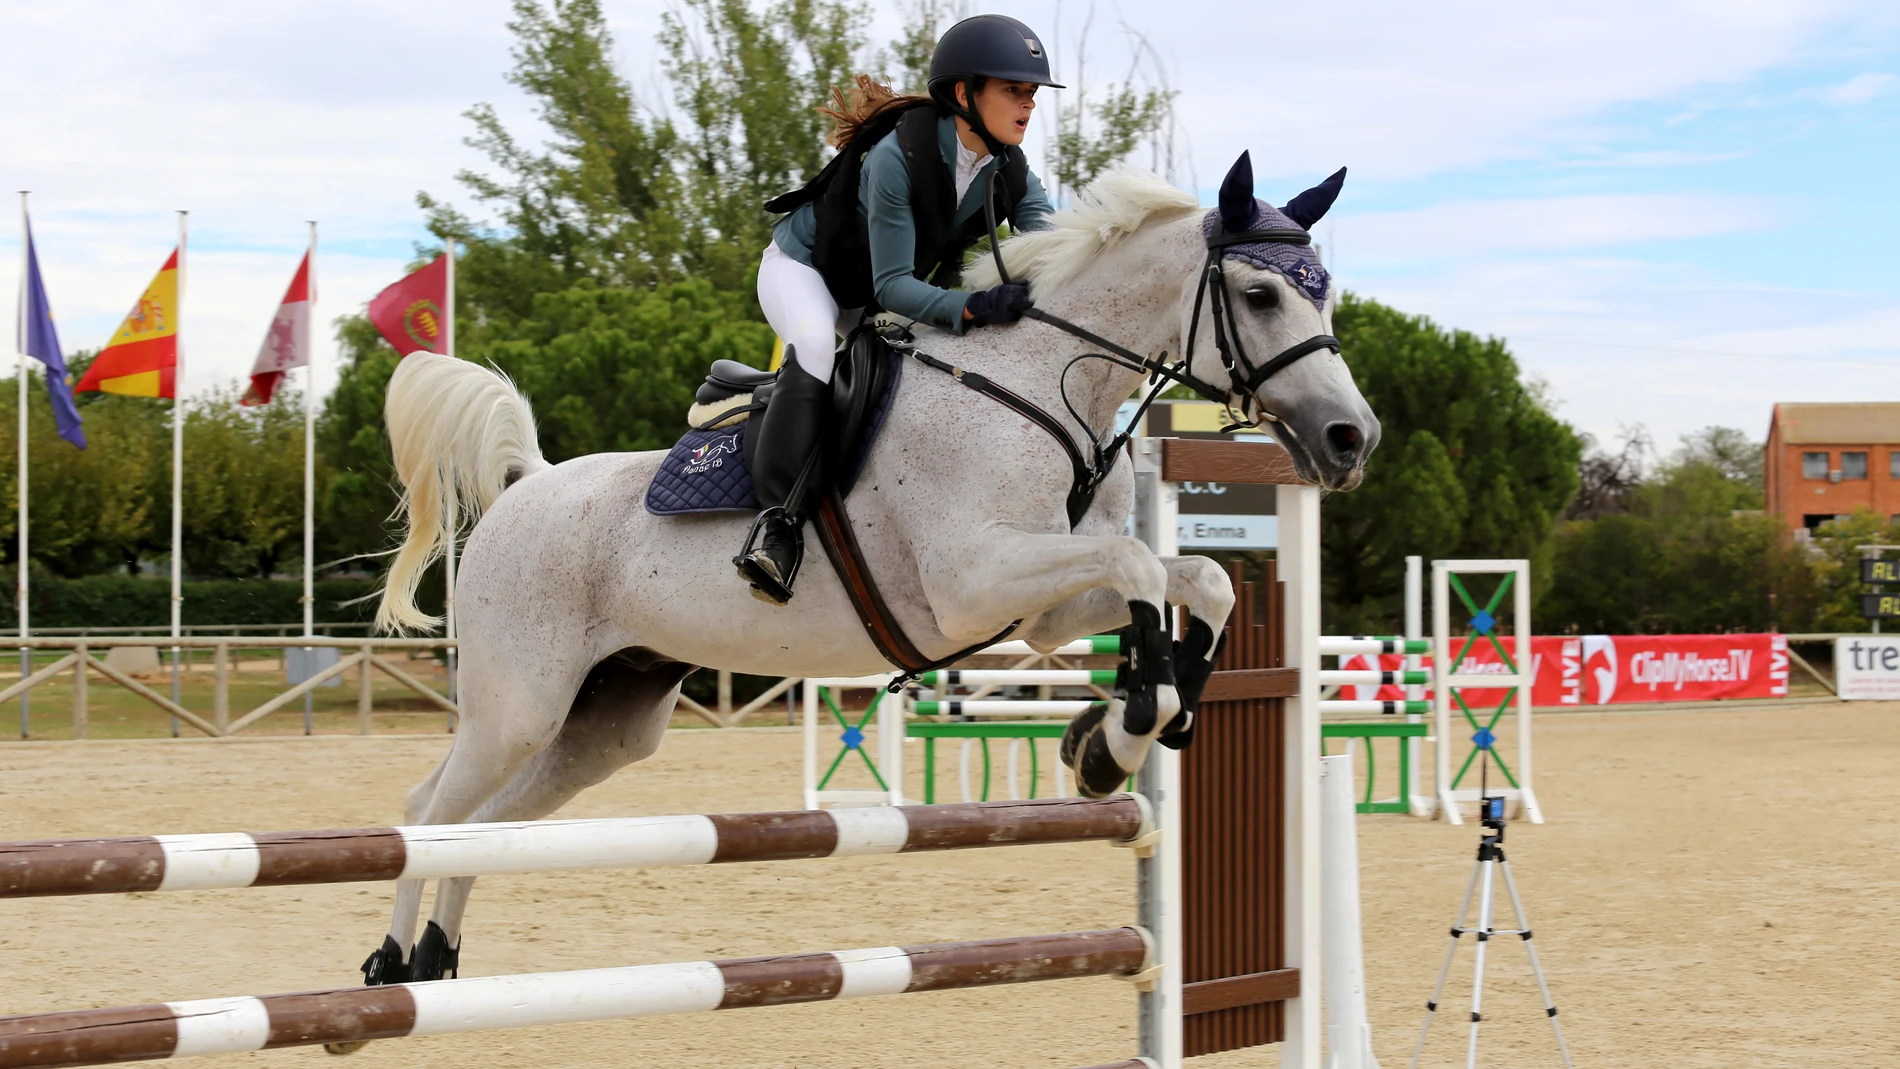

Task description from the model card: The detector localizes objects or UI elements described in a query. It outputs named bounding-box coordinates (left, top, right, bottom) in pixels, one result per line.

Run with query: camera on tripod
left=1480, top=794, right=1507, bottom=828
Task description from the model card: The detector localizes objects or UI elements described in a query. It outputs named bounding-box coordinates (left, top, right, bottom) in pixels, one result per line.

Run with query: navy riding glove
left=963, top=280, right=1033, bottom=327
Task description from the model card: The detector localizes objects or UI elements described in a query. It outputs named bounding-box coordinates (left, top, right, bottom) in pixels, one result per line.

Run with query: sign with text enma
left=1835, top=636, right=1900, bottom=700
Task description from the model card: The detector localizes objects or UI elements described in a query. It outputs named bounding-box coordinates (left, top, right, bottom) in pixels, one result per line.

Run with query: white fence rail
left=3, top=636, right=456, bottom=738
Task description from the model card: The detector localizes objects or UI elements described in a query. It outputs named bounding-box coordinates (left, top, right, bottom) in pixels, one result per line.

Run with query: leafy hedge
left=0, top=575, right=428, bottom=630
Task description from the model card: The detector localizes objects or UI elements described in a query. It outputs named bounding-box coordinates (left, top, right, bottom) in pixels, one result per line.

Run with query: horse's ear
left=1218, top=151, right=1255, bottom=232
left=1282, top=167, right=1347, bottom=229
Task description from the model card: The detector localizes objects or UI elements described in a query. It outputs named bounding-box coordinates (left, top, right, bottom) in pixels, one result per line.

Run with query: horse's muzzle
left=1277, top=412, right=1379, bottom=491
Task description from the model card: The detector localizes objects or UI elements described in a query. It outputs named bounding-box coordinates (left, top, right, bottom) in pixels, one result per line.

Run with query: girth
left=812, top=492, right=1019, bottom=682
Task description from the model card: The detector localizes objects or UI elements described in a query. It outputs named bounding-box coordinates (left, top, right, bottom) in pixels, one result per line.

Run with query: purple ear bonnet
left=1202, top=202, right=1332, bottom=310
left=1202, top=157, right=1345, bottom=311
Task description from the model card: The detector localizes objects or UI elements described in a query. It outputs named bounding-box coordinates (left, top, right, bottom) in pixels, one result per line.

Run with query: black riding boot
left=734, top=348, right=829, bottom=604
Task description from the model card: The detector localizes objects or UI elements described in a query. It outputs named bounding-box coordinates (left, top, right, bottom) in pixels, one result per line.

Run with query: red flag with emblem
left=367, top=254, right=448, bottom=356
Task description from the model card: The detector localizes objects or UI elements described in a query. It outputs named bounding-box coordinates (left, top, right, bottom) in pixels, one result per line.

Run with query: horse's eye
left=1244, top=284, right=1280, bottom=311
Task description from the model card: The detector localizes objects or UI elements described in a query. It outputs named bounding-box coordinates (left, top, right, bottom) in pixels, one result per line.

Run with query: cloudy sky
left=2, top=0, right=1896, bottom=452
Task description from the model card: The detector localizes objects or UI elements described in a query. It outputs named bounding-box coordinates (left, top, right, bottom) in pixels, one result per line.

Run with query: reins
left=908, top=172, right=1341, bottom=531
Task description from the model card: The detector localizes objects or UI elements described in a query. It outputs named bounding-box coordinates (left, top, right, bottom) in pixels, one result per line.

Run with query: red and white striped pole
left=0, top=930, right=1150, bottom=1068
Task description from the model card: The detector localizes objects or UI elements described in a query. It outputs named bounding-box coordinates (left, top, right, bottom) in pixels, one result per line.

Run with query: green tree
left=315, top=0, right=1198, bottom=572
left=1783, top=511, right=1899, bottom=633
left=432, top=0, right=687, bottom=328
left=658, top=0, right=869, bottom=292
left=316, top=316, right=404, bottom=568
left=1044, top=16, right=1178, bottom=198
left=1321, top=294, right=1583, bottom=632
left=880, top=0, right=962, bottom=92
left=0, top=369, right=168, bottom=577
left=1536, top=427, right=1838, bottom=634
left=1674, top=424, right=1762, bottom=491
left=179, top=383, right=312, bottom=579
left=485, top=278, right=775, bottom=460
left=1543, top=458, right=1790, bottom=633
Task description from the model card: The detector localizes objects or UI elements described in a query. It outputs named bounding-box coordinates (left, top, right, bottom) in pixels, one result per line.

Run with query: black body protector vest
left=764, top=104, right=1030, bottom=312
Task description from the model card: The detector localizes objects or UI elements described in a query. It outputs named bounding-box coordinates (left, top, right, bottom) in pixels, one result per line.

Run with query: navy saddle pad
left=644, top=426, right=757, bottom=514
left=644, top=346, right=902, bottom=517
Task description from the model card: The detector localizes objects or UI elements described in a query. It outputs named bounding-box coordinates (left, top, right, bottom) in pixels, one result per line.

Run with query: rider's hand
left=963, top=280, right=1033, bottom=327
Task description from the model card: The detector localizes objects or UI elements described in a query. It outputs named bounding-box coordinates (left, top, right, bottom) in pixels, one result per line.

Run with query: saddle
left=653, top=326, right=994, bottom=675
left=687, top=324, right=898, bottom=498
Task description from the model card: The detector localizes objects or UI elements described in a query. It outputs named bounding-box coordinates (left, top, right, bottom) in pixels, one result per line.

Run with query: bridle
left=863, top=178, right=1341, bottom=688
left=915, top=176, right=1342, bottom=518
left=1016, top=196, right=1337, bottom=414
left=906, top=177, right=1342, bottom=532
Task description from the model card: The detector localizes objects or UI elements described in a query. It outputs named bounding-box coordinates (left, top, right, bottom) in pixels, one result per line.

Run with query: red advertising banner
left=1339, top=634, right=1789, bottom=706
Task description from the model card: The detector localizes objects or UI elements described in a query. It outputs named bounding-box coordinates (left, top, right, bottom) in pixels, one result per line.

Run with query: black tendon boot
left=735, top=348, right=830, bottom=604
left=408, top=921, right=461, bottom=982
left=1062, top=601, right=1176, bottom=798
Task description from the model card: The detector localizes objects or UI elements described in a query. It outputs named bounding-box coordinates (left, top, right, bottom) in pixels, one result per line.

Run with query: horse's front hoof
left=1062, top=705, right=1131, bottom=798
left=1071, top=718, right=1131, bottom=798
left=1060, top=704, right=1108, bottom=770
left=324, top=1041, right=371, bottom=1056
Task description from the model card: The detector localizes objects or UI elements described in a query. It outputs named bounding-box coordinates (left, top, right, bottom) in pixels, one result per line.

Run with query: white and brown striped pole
left=0, top=797, right=1148, bottom=898
left=0, top=929, right=1151, bottom=1068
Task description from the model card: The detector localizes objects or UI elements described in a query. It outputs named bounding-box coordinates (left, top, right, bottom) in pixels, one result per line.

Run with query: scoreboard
left=1863, top=556, right=1900, bottom=619
left=1863, top=592, right=1900, bottom=620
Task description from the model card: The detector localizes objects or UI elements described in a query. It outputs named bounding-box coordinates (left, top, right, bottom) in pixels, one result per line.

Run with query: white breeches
left=757, top=242, right=860, bottom=381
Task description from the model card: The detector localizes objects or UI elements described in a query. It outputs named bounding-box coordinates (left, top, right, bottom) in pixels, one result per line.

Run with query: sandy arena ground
left=3, top=700, right=1897, bottom=1068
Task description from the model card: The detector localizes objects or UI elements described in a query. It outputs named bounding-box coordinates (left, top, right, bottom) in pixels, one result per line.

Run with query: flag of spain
left=77, top=248, right=179, bottom=398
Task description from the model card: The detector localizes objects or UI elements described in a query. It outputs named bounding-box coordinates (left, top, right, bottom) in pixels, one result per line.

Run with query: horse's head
left=1179, top=152, right=1380, bottom=490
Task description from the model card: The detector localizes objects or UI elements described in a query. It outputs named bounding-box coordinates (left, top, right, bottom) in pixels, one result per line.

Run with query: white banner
left=1177, top=514, right=1277, bottom=549
left=1836, top=636, right=1900, bottom=700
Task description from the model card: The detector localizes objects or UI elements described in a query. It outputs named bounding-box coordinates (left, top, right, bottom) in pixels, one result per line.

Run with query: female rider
left=735, top=13, right=1063, bottom=605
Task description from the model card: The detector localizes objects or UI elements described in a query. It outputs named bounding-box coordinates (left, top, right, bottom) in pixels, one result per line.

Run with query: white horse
left=343, top=162, right=1379, bottom=997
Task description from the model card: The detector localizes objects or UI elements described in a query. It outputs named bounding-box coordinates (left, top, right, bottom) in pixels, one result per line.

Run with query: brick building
left=1764, top=403, right=1900, bottom=535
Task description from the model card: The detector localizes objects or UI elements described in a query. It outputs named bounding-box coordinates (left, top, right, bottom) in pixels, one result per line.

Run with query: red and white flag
left=242, top=250, right=313, bottom=406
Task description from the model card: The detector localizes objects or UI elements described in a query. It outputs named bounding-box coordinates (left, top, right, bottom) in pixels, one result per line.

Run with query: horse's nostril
left=1325, top=423, right=1362, bottom=460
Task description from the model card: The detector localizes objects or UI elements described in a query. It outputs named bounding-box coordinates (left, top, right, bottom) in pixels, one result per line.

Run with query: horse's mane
left=965, top=167, right=1201, bottom=294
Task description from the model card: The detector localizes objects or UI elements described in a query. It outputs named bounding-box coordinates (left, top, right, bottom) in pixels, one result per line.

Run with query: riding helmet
left=926, top=15, right=1065, bottom=94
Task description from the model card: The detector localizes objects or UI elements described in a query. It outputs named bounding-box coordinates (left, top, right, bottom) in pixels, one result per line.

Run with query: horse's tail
left=377, top=351, right=550, bottom=634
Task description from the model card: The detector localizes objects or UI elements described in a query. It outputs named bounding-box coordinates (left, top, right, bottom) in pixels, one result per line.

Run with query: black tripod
left=1410, top=791, right=1573, bottom=1068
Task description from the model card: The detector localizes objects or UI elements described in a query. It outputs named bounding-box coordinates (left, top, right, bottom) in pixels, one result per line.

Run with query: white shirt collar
left=953, top=138, right=991, bottom=207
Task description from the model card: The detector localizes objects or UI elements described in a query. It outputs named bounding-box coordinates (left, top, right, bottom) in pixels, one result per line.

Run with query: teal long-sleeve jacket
left=773, top=113, right=1054, bottom=333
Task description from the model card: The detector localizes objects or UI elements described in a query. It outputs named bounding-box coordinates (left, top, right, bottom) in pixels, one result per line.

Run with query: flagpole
left=15, top=192, right=28, bottom=739
left=303, top=222, right=316, bottom=735
left=170, top=210, right=186, bottom=736
left=443, top=238, right=456, bottom=729
left=303, top=222, right=315, bottom=643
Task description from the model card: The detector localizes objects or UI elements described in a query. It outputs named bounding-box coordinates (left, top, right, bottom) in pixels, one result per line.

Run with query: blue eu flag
left=18, top=219, right=85, bottom=449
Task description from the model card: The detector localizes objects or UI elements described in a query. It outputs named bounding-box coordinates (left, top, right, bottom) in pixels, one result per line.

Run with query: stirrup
left=733, top=507, right=802, bottom=604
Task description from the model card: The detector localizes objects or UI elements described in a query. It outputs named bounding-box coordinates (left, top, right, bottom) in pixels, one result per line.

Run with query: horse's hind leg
left=363, top=754, right=454, bottom=986
left=325, top=654, right=587, bottom=1057
left=410, top=653, right=693, bottom=982
left=352, top=649, right=588, bottom=983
